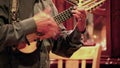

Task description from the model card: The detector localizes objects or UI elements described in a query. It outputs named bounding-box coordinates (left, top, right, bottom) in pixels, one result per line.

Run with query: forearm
left=52, top=28, right=83, bottom=57
left=0, top=17, right=36, bottom=46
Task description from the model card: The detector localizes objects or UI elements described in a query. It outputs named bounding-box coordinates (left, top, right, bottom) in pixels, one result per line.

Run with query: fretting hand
left=71, top=6, right=87, bottom=32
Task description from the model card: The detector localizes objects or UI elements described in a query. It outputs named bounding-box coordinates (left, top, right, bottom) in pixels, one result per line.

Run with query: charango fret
left=53, top=7, right=73, bottom=24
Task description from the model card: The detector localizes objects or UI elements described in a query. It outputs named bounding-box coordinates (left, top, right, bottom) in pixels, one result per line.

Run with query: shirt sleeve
left=0, top=3, right=37, bottom=52
left=52, top=26, right=83, bottom=57
left=0, top=18, right=36, bottom=45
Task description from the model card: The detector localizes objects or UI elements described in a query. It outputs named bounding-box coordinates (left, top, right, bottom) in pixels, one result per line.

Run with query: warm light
left=96, top=38, right=107, bottom=51
left=101, top=38, right=107, bottom=51
left=93, top=35, right=97, bottom=39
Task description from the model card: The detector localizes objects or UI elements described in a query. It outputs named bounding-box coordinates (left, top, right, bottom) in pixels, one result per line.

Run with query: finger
left=73, top=6, right=77, bottom=10
left=38, top=27, right=59, bottom=40
left=73, top=14, right=80, bottom=19
left=71, top=10, right=81, bottom=15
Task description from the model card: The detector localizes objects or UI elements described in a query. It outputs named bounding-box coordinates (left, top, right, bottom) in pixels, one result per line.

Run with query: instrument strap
left=11, top=0, right=18, bottom=21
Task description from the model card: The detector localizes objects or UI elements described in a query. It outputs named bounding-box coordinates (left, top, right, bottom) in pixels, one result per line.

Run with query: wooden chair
left=49, top=45, right=102, bottom=68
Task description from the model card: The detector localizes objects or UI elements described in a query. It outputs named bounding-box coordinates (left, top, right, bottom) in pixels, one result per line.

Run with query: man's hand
left=71, top=6, right=87, bottom=32
left=33, top=12, right=60, bottom=40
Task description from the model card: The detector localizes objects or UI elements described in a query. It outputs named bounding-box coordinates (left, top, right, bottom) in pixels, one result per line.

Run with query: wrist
left=20, top=18, right=37, bottom=35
